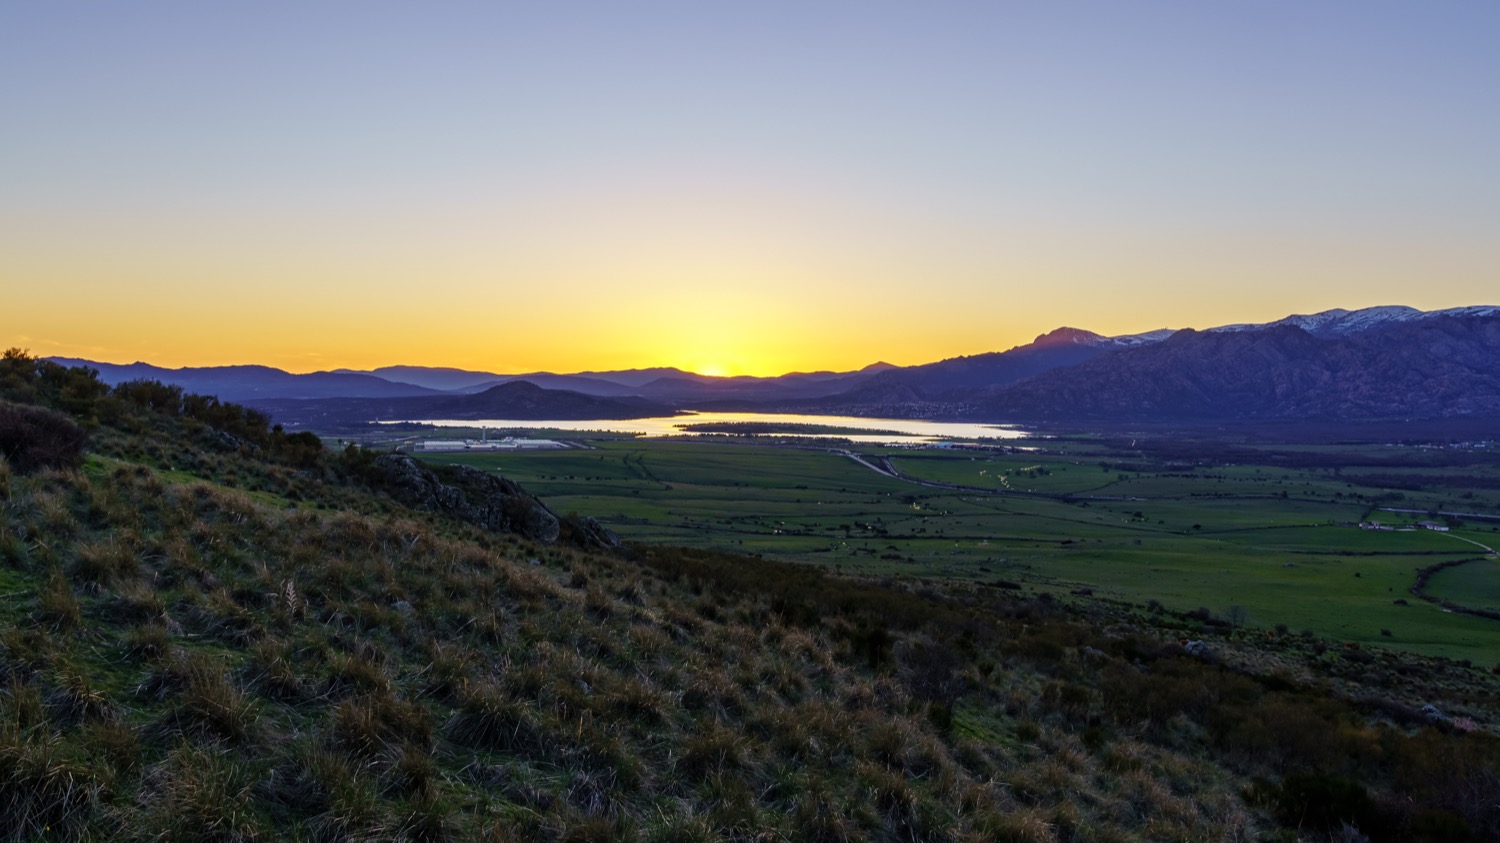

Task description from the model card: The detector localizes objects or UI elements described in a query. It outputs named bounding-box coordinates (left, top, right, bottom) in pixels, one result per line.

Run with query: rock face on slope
left=563, top=513, right=624, bottom=550
left=373, top=453, right=562, bottom=543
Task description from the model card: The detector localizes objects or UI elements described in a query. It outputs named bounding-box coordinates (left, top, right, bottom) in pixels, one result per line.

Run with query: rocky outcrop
left=563, top=514, right=623, bottom=550
left=373, top=453, right=561, bottom=543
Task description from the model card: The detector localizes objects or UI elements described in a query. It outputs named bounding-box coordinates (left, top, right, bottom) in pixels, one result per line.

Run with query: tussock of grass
left=140, top=650, right=260, bottom=745
left=447, top=681, right=546, bottom=754
left=138, top=742, right=259, bottom=842
left=0, top=725, right=101, bottom=840
left=45, top=667, right=117, bottom=727
left=676, top=721, right=748, bottom=778
left=73, top=532, right=141, bottom=585
left=101, top=579, right=166, bottom=625
left=331, top=691, right=433, bottom=761
left=35, top=568, right=81, bottom=630
left=124, top=622, right=171, bottom=660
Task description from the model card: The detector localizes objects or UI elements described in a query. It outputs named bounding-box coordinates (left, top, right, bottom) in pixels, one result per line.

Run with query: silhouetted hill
left=246, top=380, right=677, bottom=429
left=337, top=366, right=650, bottom=397
left=459, top=374, right=648, bottom=397
left=335, top=365, right=506, bottom=392
left=429, top=380, right=674, bottom=418
left=633, top=370, right=885, bottom=403
left=47, top=358, right=438, bottom=401
left=63, top=358, right=894, bottom=404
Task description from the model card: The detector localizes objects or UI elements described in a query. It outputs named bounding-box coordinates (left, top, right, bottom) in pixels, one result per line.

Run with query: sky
left=3, top=1, right=1497, bottom=376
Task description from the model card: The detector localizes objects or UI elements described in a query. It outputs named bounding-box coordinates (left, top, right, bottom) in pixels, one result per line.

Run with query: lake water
left=391, top=412, right=1025, bottom=445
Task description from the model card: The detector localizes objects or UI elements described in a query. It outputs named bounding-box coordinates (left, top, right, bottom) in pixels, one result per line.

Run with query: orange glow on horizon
left=9, top=282, right=1498, bottom=380
left=6, top=208, right=1495, bottom=379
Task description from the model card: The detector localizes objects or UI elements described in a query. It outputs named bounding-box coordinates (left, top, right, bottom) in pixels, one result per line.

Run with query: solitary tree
left=1226, top=604, right=1248, bottom=630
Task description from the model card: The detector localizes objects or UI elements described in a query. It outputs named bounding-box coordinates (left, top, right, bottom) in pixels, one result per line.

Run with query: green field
left=420, top=436, right=1500, bottom=661
left=1426, top=559, right=1500, bottom=614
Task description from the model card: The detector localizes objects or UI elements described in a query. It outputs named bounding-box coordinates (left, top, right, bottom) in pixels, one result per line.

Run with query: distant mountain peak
left=859, top=361, right=898, bottom=373
left=1031, top=327, right=1110, bottom=348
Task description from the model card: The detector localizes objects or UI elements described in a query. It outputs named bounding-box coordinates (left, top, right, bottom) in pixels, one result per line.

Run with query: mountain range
left=45, top=305, right=1500, bottom=427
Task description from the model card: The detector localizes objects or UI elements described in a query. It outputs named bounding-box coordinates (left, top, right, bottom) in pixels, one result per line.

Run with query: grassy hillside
left=421, top=438, right=1500, bottom=662
left=1, top=351, right=1498, bottom=842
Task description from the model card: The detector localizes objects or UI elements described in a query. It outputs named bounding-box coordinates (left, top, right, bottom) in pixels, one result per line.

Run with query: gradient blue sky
left=3, top=1, right=1497, bottom=374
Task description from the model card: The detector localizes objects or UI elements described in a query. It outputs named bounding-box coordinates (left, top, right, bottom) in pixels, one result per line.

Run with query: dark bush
left=113, top=379, right=184, bottom=414
left=849, top=624, right=894, bottom=670
left=0, top=402, right=87, bottom=474
left=900, top=637, right=967, bottom=708
left=1405, top=810, right=1476, bottom=843
left=1269, top=771, right=1377, bottom=835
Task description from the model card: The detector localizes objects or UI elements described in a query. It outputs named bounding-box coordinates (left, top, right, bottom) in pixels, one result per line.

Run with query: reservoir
left=386, top=412, right=1025, bottom=445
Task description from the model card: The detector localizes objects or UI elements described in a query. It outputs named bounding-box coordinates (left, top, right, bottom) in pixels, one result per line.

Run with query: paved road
left=831, top=449, right=1143, bottom=501
left=834, top=450, right=899, bottom=478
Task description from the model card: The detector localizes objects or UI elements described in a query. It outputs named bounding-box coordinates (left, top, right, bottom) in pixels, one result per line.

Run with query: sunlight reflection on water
left=387, top=412, right=1025, bottom=445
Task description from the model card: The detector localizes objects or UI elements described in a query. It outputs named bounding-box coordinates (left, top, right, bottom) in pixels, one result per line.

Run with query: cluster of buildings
left=415, top=436, right=565, bottom=452
left=1358, top=519, right=1450, bottom=532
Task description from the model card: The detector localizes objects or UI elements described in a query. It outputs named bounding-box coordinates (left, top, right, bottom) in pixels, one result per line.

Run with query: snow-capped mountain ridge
left=1099, top=305, right=1497, bottom=347
left=1431, top=305, right=1500, bottom=319
left=1032, top=326, right=1178, bottom=349
left=1110, top=328, right=1176, bottom=346
left=971, top=304, right=1500, bottom=423
left=1204, top=305, right=1498, bottom=339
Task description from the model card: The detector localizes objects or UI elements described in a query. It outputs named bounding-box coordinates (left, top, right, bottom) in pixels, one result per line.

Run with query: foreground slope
left=1, top=351, right=1497, bottom=842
